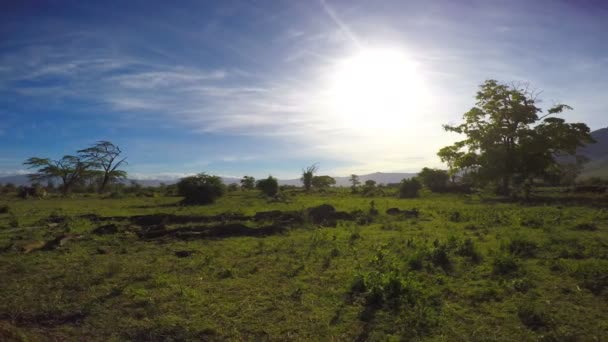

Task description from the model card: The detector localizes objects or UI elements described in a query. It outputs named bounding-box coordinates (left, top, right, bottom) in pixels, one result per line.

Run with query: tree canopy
left=23, top=155, right=90, bottom=194
left=439, top=80, right=594, bottom=195
left=311, top=175, right=336, bottom=189
left=78, top=141, right=127, bottom=193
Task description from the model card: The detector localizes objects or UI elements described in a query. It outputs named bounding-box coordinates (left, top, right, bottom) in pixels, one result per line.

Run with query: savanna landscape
left=2, top=1, right=608, bottom=341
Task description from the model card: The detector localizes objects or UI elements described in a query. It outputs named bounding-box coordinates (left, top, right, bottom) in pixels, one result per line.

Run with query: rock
left=93, top=224, right=118, bottom=235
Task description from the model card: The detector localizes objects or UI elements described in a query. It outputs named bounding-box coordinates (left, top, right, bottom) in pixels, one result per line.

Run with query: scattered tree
left=240, top=176, right=255, bottom=190
left=256, top=176, right=279, bottom=196
left=418, top=167, right=449, bottom=192
left=349, top=174, right=361, bottom=193
left=301, top=163, right=319, bottom=191
left=399, top=178, right=422, bottom=198
left=23, top=155, right=90, bottom=194
left=177, top=173, right=226, bottom=205
left=312, top=175, right=336, bottom=189
left=227, top=183, right=239, bottom=192
left=439, top=80, right=594, bottom=195
left=78, top=141, right=127, bottom=193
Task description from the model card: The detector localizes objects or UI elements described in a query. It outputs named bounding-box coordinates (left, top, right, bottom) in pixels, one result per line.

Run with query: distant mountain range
left=578, top=126, right=608, bottom=179
left=3, top=126, right=605, bottom=187
left=0, top=172, right=416, bottom=188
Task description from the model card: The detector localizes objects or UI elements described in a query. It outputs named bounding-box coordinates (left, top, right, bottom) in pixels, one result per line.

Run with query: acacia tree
left=23, top=155, right=90, bottom=194
left=78, top=141, right=127, bottom=193
left=301, top=163, right=318, bottom=191
left=440, top=80, right=594, bottom=195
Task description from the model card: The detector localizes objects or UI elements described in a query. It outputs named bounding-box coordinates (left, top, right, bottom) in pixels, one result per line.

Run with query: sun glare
left=325, top=47, right=427, bottom=132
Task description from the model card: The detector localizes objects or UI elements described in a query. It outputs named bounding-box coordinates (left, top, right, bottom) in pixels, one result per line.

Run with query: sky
left=1, top=0, right=607, bottom=180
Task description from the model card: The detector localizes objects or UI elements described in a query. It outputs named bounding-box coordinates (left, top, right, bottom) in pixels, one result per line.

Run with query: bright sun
left=326, top=47, right=427, bottom=132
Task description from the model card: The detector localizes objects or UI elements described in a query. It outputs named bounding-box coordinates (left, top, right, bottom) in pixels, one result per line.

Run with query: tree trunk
left=99, top=174, right=110, bottom=193
left=501, top=176, right=510, bottom=196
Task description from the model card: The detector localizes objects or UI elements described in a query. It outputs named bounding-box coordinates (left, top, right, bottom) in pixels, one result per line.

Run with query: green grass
left=0, top=190, right=607, bottom=340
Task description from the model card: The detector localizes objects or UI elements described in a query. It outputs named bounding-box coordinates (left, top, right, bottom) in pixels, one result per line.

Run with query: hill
left=579, top=126, right=608, bottom=179
left=0, top=172, right=416, bottom=188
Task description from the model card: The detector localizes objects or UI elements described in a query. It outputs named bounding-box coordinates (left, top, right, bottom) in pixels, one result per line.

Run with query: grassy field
left=0, top=190, right=607, bottom=341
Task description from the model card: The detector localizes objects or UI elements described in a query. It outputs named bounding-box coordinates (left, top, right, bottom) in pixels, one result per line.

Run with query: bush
left=399, top=178, right=422, bottom=198
left=0, top=205, right=9, bottom=214
left=455, top=238, right=482, bottom=263
left=177, top=173, right=226, bottom=205
left=256, top=176, right=279, bottom=197
left=507, top=238, right=538, bottom=258
left=492, top=254, right=519, bottom=276
left=417, top=167, right=449, bottom=192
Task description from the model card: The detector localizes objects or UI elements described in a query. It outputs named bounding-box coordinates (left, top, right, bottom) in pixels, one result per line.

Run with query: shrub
left=517, top=302, right=552, bottom=330
left=430, top=244, right=451, bottom=271
left=572, top=260, right=608, bottom=295
left=0, top=205, right=9, bottom=214
left=492, top=254, right=519, bottom=276
left=455, top=238, right=482, bottom=263
left=256, top=176, right=279, bottom=196
left=177, top=173, right=226, bottom=205
left=399, top=178, right=422, bottom=198
left=507, top=238, right=538, bottom=258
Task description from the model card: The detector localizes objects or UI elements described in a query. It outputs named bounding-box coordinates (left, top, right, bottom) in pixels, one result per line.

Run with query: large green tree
left=78, top=141, right=127, bottom=193
left=439, top=80, right=594, bottom=195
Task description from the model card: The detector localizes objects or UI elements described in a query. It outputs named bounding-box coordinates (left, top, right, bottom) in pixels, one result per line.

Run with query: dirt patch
left=385, top=208, right=419, bottom=218
left=254, top=210, right=304, bottom=225
left=93, top=224, right=119, bottom=235
left=0, top=311, right=86, bottom=327
left=307, top=204, right=354, bottom=226
left=140, top=223, right=286, bottom=240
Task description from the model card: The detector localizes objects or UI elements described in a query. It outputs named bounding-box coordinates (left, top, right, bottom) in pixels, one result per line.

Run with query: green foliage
left=398, top=178, right=422, bottom=198
left=23, top=155, right=90, bottom=194
left=418, top=167, right=449, bottom=192
left=300, top=163, right=318, bottom=191
left=78, top=141, right=127, bottom=193
left=439, top=79, right=595, bottom=195
left=1, top=190, right=607, bottom=340
left=311, top=175, right=336, bottom=189
left=517, top=301, right=552, bottom=331
left=256, top=176, right=279, bottom=196
left=507, top=238, right=538, bottom=258
left=492, top=254, right=519, bottom=276
left=571, top=260, right=608, bottom=295
left=455, top=238, right=482, bottom=263
left=176, top=173, right=226, bottom=205
left=349, top=174, right=361, bottom=193
left=240, top=176, right=255, bottom=190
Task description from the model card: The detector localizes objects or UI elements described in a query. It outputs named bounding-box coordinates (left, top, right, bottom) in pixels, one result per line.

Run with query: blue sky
left=1, top=0, right=607, bottom=179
